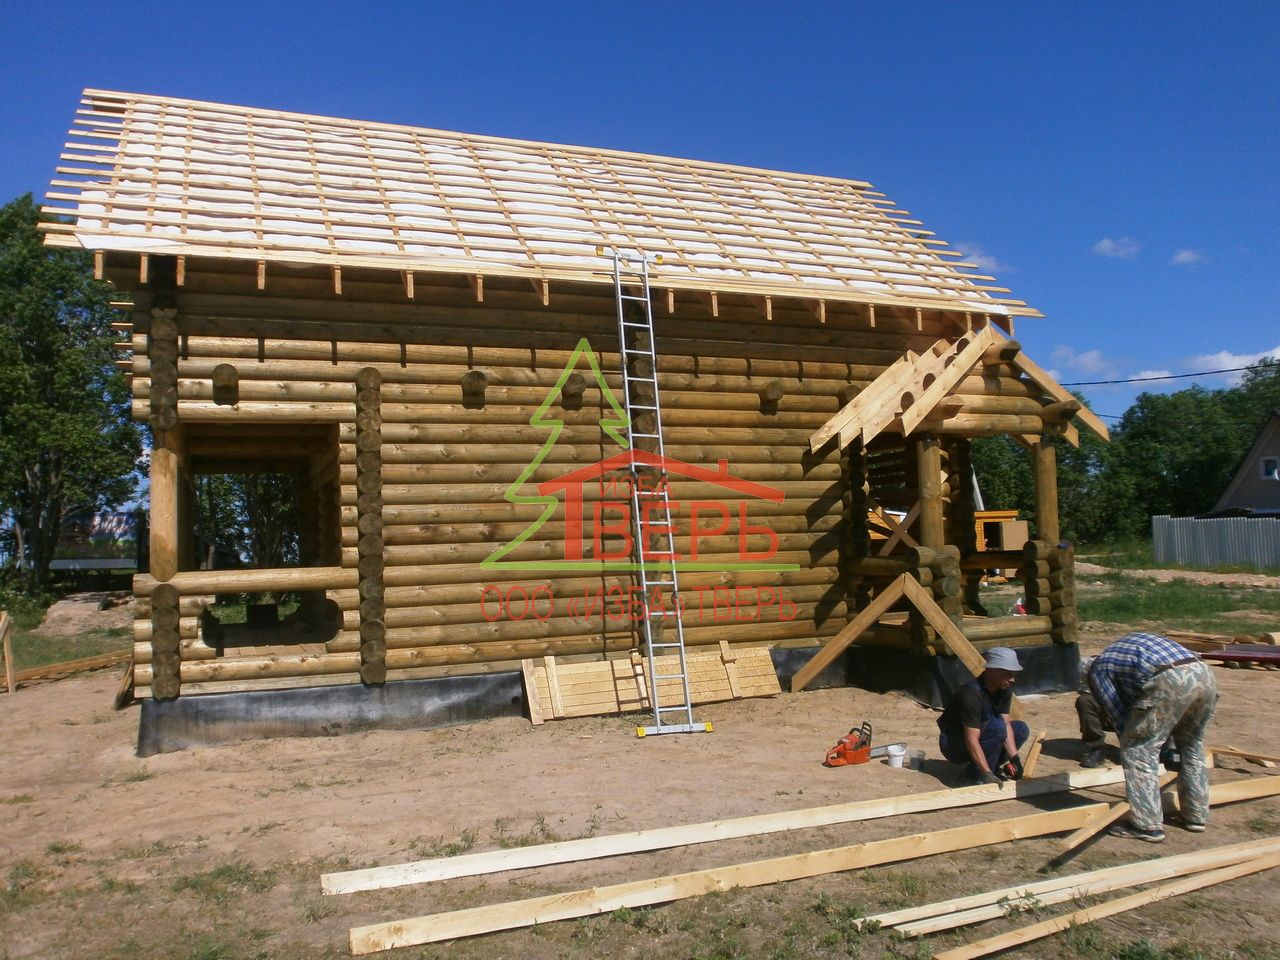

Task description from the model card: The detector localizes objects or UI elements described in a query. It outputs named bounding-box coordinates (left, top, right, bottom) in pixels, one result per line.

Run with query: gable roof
left=42, top=89, right=1038, bottom=318
left=1213, top=410, right=1280, bottom=512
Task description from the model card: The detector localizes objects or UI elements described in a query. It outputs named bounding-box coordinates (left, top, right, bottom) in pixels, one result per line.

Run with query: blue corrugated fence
left=1151, top=515, right=1280, bottom=570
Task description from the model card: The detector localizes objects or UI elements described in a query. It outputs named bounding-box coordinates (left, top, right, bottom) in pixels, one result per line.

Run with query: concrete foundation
left=137, top=672, right=524, bottom=756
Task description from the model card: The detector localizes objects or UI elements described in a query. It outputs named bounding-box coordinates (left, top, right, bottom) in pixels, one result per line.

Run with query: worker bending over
left=1088, top=632, right=1217, bottom=842
left=937, top=647, right=1030, bottom=785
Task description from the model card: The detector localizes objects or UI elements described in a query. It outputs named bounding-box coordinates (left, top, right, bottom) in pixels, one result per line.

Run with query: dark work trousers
left=1076, top=690, right=1113, bottom=748
left=940, top=717, right=1030, bottom=773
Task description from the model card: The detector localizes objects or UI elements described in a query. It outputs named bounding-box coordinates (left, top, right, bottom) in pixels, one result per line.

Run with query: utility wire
left=1061, top=365, right=1254, bottom=386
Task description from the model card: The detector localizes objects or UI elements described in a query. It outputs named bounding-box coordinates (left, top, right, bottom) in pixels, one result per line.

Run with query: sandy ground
left=1076, top=562, right=1280, bottom=590
left=29, top=592, right=134, bottom=637
left=2, top=630, right=1280, bottom=960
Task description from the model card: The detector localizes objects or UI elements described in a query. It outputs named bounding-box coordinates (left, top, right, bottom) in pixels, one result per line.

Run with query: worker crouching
left=937, top=647, right=1030, bottom=785
left=1087, top=632, right=1218, bottom=842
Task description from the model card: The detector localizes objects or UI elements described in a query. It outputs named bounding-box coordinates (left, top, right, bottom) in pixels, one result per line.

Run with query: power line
left=1060, top=365, right=1255, bottom=386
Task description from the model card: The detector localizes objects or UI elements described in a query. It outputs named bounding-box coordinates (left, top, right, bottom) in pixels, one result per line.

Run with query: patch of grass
left=810, top=891, right=874, bottom=951
left=492, top=814, right=560, bottom=848
left=182, top=935, right=235, bottom=960
left=118, top=839, right=175, bottom=860
left=121, top=768, right=153, bottom=783
left=301, top=898, right=335, bottom=923
left=0, top=861, right=44, bottom=912
left=2, top=793, right=34, bottom=804
left=45, top=839, right=84, bottom=856
left=409, top=828, right=478, bottom=858
left=8, top=626, right=131, bottom=673
left=172, top=861, right=275, bottom=904
left=1078, top=574, right=1280, bottom=630
left=98, top=874, right=141, bottom=895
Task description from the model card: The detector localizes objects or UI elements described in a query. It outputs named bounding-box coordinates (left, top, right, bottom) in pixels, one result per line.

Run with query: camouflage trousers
left=1120, top=659, right=1217, bottom=831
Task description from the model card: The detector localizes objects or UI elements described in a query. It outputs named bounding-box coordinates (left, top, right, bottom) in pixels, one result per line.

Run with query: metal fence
left=1152, top=515, right=1280, bottom=570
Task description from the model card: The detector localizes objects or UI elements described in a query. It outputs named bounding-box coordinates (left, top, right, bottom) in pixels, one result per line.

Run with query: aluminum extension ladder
left=604, top=248, right=711, bottom=737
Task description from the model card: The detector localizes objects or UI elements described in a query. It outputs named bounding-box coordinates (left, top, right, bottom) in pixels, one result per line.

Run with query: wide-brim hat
left=984, top=647, right=1023, bottom=672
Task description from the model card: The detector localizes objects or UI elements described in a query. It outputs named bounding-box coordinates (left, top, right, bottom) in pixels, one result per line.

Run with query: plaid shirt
left=1087, top=633, right=1196, bottom=730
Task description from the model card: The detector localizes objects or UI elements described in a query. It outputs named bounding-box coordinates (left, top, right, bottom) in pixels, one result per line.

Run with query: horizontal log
left=339, top=460, right=843, bottom=486
left=963, top=616, right=1054, bottom=642
left=133, top=566, right=355, bottom=597
left=340, top=478, right=842, bottom=507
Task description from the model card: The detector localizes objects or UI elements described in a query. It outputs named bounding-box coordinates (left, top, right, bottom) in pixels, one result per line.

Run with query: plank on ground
left=932, top=850, right=1280, bottom=960
left=347, top=803, right=1107, bottom=953
left=322, top=766, right=1128, bottom=895
left=862, top=835, right=1280, bottom=934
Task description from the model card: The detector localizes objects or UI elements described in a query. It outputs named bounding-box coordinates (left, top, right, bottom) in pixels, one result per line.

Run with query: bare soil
left=28, top=592, right=135, bottom=637
left=1076, top=562, right=1280, bottom=590
left=2, top=639, right=1279, bottom=959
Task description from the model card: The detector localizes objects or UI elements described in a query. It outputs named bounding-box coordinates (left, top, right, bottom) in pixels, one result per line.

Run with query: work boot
left=1081, top=746, right=1106, bottom=768
left=1107, top=821, right=1165, bottom=843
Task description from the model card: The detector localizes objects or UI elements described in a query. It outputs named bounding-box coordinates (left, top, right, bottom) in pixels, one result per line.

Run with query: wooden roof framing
left=810, top=325, right=1109, bottom=450
left=42, top=89, right=1040, bottom=318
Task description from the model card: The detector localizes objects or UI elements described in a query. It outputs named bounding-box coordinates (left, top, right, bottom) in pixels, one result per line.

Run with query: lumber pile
left=521, top=644, right=779, bottom=724
left=1167, top=629, right=1278, bottom=652
left=330, top=767, right=1280, bottom=955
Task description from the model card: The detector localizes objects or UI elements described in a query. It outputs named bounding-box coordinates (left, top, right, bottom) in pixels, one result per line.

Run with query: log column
left=354, top=367, right=387, bottom=685
left=842, top=438, right=871, bottom=617
left=916, top=435, right=945, bottom=550
left=1048, top=542, right=1077, bottom=645
left=1032, top=440, right=1060, bottom=546
left=148, top=308, right=184, bottom=583
left=149, top=582, right=181, bottom=700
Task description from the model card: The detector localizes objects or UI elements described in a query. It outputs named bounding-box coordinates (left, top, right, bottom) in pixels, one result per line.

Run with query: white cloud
left=1186, top=344, right=1280, bottom=385
left=1051, top=345, right=1118, bottom=377
left=1170, top=248, right=1204, bottom=266
left=1093, top=236, right=1141, bottom=259
left=1130, top=369, right=1175, bottom=382
left=954, top=242, right=1014, bottom=274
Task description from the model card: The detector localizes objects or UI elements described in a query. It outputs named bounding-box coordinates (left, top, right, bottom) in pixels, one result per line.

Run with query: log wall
left=122, top=268, right=1073, bottom=696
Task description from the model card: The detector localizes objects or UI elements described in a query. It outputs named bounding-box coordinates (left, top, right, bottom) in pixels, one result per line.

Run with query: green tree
left=0, top=194, right=141, bottom=592
left=192, top=473, right=300, bottom=568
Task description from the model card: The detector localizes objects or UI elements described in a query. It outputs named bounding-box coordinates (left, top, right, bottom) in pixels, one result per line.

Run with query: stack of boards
left=522, top=643, right=780, bottom=723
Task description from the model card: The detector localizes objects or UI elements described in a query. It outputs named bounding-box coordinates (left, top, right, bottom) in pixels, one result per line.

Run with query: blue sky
left=3, top=1, right=1277, bottom=420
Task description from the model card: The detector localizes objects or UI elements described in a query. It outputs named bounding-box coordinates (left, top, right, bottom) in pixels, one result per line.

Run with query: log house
left=41, top=90, right=1106, bottom=721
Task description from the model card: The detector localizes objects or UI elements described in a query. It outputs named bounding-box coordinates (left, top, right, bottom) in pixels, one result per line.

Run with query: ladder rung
left=650, top=642, right=684, bottom=650
left=621, top=319, right=649, bottom=326
left=630, top=432, right=661, bottom=438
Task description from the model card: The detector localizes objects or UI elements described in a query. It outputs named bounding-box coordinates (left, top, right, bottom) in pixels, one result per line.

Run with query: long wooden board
left=348, top=803, right=1106, bottom=953
left=889, top=835, right=1280, bottom=936
left=322, top=766, right=1127, bottom=895
left=933, top=850, right=1280, bottom=960
left=0, top=647, right=132, bottom=692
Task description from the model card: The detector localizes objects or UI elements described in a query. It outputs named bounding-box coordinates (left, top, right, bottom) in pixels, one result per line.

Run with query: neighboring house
left=1153, top=411, right=1280, bottom=570
left=1211, top=410, right=1280, bottom=516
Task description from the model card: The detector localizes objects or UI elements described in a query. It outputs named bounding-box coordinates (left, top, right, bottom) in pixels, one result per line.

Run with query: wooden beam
left=530, top=278, right=549, bottom=305
left=868, top=303, right=876, bottom=328
left=1, top=611, right=13, bottom=695
left=139, top=253, right=149, bottom=283
left=256, top=260, right=266, bottom=290
left=332, top=265, right=342, bottom=295
left=791, top=575, right=908, bottom=692
left=1032, top=440, right=1060, bottom=545
left=93, top=249, right=104, bottom=279
left=1010, top=339, right=1110, bottom=442
left=1021, top=731, right=1046, bottom=777
left=1058, top=771, right=1178, bottom=852
left=1166, top=772, right=1280, bottom=810
left=149, top=428, right=184, bottom=582
left=2, top=648, right=132, bottom=692
left=917, top=437, right=945, bottom=549
left=933, top=851, right=1280, bottom=960
left=876, top=835, right=1280, bottom=937
left=323, top=767, right=1128, bottom=895
left=347, top=803, right=1108, bottom=952
left=900, top=576, right=985, bottom=676
left=698, top=291, right=719, bottom=317
left=898, top=326, right=997, bottom=436
left=808, top=300, right=826, bottom=324
left=175, top=255, right=185, bottom=286
left=666, top=288, right=675, bottom=314
left=521, top=660, right=544, bottom=726
left=468, top=274, right=484, bottom=302
left=402, top=270, right=415, bottom=300
left=542, top=654, right=564, bottom=719
left=755, top=296, right=772, bottom=321
left=1210, top=745, right=1279, bottom=768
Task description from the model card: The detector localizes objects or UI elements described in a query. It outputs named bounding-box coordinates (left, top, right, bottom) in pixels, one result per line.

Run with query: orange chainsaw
left=823, top=722, right=905, bottom=767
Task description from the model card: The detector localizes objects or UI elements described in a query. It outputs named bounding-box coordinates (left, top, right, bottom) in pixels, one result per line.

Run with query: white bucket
left=886, top=743, right=907, bottom=768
